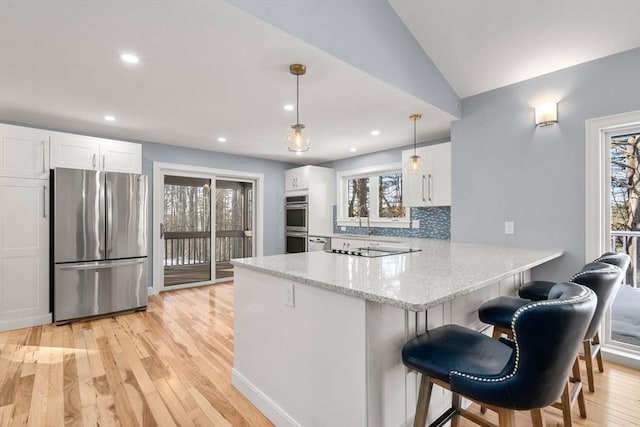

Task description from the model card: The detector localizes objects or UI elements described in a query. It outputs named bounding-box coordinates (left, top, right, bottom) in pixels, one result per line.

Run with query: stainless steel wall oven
left=285, top=194, right=308, bottom=232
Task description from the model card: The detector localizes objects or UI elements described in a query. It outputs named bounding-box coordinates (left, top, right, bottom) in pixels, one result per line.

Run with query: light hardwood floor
left=0, top=283, right=639, bottom=426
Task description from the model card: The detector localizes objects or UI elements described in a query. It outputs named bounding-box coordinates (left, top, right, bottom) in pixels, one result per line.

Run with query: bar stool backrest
left=569, top=262, right=623, bottom=340
left=449, top=282, right=596, bottom=410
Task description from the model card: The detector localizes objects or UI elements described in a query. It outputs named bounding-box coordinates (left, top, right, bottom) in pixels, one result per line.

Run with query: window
left=337, top=163, right=409, bottom=228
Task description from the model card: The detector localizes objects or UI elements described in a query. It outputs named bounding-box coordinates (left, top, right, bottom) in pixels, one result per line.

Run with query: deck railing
left=610, top=230, right=640, bottom=288
left=164, top=231, right=252, bottom=267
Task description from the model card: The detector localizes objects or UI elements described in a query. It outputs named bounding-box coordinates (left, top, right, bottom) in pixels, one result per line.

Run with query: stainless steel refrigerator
left=52, top=168, right=148, bottom=323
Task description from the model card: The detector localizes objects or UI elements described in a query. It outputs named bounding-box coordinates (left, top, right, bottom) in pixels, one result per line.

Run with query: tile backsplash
left=332, top=206, right=450, bottom=239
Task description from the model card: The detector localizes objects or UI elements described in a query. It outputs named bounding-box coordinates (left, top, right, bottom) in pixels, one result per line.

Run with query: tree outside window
left=342, top=169, right=406, bottom=222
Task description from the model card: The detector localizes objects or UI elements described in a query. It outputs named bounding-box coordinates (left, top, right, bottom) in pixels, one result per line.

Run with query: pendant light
left=285, top=64, right=311, bottom=152
left=405, top=114, right=423, bottom=173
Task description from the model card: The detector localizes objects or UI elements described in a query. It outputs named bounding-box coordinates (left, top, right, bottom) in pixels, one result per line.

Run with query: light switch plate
left=504, top=221, right=514, bottom=235
left=285, top=283, right=295, bottom=307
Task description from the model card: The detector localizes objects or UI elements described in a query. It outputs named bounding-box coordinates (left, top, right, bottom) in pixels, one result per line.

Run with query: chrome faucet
left=357, top=204, right=372, bottom=236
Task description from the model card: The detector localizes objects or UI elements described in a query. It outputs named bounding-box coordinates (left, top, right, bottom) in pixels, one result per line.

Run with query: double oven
left=285, top=194, right=308, bottom=253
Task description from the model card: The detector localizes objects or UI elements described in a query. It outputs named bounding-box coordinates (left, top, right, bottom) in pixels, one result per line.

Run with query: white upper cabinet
left=285, top=166, right=310, bottom=192
left=50, top=132, right=141, bottom=174
left=100, top=139, right=142, bottom=173
left=285, top=165, right=335, bottom=236
left=50, top=133, right=100, bottom=170
left=0, top=124, right=49, bottom=179
left=402, top=142, right=451, bottom=207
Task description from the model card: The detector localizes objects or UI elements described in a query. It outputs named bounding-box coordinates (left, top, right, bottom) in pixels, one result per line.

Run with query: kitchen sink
left=328, top=247, right=421, bottom=257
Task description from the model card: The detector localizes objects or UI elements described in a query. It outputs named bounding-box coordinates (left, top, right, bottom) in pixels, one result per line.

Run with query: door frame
left=585, top=109, right=640, bottom=368
left=152, top=162, right=263, bottom=295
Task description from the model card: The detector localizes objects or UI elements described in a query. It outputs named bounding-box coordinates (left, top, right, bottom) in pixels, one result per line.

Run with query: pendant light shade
left=285, top=64, right=311, bottom=153
left=404, top=114, right=423, bottom=173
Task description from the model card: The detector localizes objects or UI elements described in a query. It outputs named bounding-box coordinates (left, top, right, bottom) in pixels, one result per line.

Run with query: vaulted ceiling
left=0, top=0, right=638, bottom=164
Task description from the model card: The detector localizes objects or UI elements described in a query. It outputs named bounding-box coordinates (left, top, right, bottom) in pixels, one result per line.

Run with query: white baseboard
left=0, top=313, right=52, bottom=333
left=602, top=347, right=640, bottom=370
left=231, top=368, right=300, bottom=427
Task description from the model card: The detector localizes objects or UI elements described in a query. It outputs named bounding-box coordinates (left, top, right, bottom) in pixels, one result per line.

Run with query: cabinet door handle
left=428, top=174, right=433, bottom=202
left=92, top=154, right=97, bottom=169
left=43, top=185, right=48, bottom=218
left=102, top=154, right=106, bottom=170
left=421, top=175, right=426, bottom=202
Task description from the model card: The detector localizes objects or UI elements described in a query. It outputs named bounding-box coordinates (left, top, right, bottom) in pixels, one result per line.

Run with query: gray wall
left=451, top=47, right=640, bottom=280
left=142, top=142, right=293, bottom=287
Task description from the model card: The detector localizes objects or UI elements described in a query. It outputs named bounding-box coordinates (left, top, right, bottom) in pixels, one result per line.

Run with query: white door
left=586, top=110, right=640, bottom=366
left=0, top=178, right=50, bottom=331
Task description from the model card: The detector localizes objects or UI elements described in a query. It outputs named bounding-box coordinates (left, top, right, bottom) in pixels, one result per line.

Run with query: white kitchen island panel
left=233, top=267, right=367, bottom=427
left=232, top=239, right=560, bottom=426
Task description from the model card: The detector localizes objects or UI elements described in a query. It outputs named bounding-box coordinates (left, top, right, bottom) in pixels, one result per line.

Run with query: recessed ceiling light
left=217, top=137, right=227, bottom=143
left=284, top=104, right=294, bottom=111
left=120, top=53, right=139, bottom=64
left=371, top=130, right=380, bottom=136
left=104, top=115, right=116, bottom=122
left=350, top=147, right=357, bottom=152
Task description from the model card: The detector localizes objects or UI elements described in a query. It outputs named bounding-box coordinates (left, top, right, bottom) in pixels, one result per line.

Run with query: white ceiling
left=389, top=0, right=640, bottom=98
left=1, top=1, right=639, bottom=165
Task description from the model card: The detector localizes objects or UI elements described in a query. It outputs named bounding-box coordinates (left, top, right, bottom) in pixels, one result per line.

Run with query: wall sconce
left=534, top=103, right=558, bottom=127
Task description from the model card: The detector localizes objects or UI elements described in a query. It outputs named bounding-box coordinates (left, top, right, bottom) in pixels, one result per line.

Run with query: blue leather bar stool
left=477, top=260, right=625, bottom=426
left=402, top=282, right=596, bottom=427
left=518, top=252, right=629, bottom=392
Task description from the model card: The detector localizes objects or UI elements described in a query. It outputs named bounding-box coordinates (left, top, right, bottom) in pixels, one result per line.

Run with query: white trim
left=152, top=162, right=264, bottom=294
left=585, top=110, right=640, bottom=366
left=336, top=162, right=403, bottom=180
left=231, top=368, right=301, bottom=427
left=336, top=162, right=408, bottom=225
left=336, top=218, right=411, bottom=229
left=0, top=313, right=52, bottom=333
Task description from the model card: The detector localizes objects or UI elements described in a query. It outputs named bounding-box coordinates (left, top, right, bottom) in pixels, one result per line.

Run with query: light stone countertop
left=231, top=238, right=563, bottom=311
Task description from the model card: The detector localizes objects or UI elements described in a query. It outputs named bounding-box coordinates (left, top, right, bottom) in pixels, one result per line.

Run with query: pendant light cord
left=413, top=117, right=417, bottom=155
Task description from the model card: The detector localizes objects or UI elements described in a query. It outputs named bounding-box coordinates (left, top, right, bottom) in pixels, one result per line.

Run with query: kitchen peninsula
left=231, top=238, right=562, bottom=427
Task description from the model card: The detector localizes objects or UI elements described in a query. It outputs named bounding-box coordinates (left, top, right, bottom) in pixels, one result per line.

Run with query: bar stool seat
left=518, top=280, right=555, bottom=301
left=477, top=296, right=529, bottom=331
left=402, top=324, right=513, bottom=383
left=402, top=282, right=596, bottom=427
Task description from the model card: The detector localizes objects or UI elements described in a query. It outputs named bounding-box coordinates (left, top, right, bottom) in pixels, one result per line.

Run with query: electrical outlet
left=504, top=221, right=515, bottom=235
left=412, top=219, right=420, bottom=229
left=285, top=283, right=295, bottom=307
left=340, top=226, right=346, bottom=231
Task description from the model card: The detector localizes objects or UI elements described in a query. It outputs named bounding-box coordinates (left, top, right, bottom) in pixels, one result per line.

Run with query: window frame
left=336, top=162, right=410, bottom=229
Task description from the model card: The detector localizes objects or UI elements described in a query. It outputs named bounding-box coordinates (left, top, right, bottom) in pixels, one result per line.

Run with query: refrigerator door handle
left=57, top=258, right=146, bottom=271
left=106, top=179, right=113, bottom=256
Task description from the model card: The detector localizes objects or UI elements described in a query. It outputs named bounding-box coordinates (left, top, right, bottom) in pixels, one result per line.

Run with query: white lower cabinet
left=0, top=178, right=50, bottom=331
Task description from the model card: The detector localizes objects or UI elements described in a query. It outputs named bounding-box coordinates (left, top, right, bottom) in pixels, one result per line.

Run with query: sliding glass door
left=215, top=180, right=253, bottom=281
left=162, top=175, right=212, bottom=287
